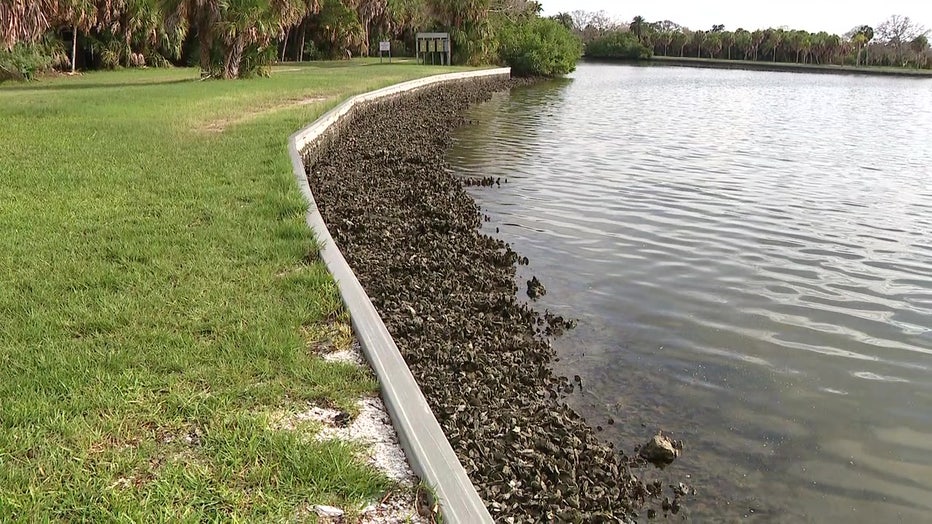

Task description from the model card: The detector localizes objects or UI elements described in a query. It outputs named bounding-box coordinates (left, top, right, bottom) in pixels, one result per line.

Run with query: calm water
left=448, top=63, right=932, bottom=522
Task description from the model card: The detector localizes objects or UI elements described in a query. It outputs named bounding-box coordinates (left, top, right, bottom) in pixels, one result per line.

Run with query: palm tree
left=348, top=0, right=386, bottom=56
left=1, top=0, right=58, bottom=49
left=911, top=34, right=929, bottom=68
left=855, top=25, right=874, bottom=65
left=750, top=29, right=764, bottom=60
left=721, top=30, right=734, bottom=59
left=785, top=30, right=802, bottom=63
left=763, top=29, right=782, bottom=62
left=161, top=0, right=300, bottom=78
left=671, top=29, right=688, bottom=57
left=799, top=32, right=812, bottom=63
left=657, top=30, right=673, bottom=56
left=161, top=0, right=221, bottom=73
left=551, top=11, right=572, bottom=31
left=629, top=15, right=644, bottom=43
left=734, top=28, right=751, bottom=59
left=705, top=30, right=721, bottom=58
left=284, top=0, right=319, bottom=62
left=691, top=30, right=705, bottom=58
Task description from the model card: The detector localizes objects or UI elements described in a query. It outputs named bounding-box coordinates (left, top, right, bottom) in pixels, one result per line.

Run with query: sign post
left=379, top=41, right=391, bottom=63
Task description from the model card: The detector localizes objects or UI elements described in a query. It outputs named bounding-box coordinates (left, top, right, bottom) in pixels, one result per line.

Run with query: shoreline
left=589, top=56, right=932, bottom=78
left=304, top=77, right=684, bottom=519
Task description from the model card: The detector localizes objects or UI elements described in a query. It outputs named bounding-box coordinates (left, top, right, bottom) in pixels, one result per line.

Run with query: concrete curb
left=288, top=68, right=511, bottom=524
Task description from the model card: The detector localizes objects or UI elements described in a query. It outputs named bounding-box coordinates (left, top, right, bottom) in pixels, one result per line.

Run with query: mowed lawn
left=0, top=60, right=462, bottom=520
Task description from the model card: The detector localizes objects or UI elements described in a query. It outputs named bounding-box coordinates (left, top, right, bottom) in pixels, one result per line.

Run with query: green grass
left=0, top=59, right=465, bottom=520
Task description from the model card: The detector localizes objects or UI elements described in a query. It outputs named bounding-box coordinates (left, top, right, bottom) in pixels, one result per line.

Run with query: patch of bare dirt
left=201, top=96, right=331, bottom=133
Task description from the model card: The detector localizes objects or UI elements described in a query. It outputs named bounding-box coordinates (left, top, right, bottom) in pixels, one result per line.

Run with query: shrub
left=586, top=31, right=653, bottom=60
left=498, top=17, right=582, bottom=77
left=0, top=38, right=69, bottom=82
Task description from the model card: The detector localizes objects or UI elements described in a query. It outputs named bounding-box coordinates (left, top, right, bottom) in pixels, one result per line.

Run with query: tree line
left=1, top=0, right=581, bottom=81
left=552, top=10, right=931, bottom=69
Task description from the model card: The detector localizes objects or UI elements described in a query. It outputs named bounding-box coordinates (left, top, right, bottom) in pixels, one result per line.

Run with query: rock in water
left=640, top=432, right=681, bottom=467
left=527, top=276, right=546, bottom=299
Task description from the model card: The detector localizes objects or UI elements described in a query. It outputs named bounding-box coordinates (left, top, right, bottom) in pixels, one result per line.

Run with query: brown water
left=448, top=63, right=932, bottom=522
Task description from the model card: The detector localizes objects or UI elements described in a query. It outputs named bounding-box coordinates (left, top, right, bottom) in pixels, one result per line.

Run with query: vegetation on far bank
left=0, top=60, right=467, bottom=520
left=647, top=55, right=932, bottom=77
left=1, top=0, right=579, bottom=81
left=550, top=10, right=931, bottom=70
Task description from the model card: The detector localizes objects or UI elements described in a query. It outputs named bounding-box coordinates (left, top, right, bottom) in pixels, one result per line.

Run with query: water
left=447, top=63, right=932, bottom=522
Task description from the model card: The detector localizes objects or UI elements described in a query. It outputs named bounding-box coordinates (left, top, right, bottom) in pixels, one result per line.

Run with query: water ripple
left=450, top=63, right=932, bottom=521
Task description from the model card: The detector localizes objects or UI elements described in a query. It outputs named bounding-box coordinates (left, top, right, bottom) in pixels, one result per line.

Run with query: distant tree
left=656, top=29, right=673, bottom=55
left=799, top=31, right=812, bottom=63
left=876, top=14, right=924, bottom=65
left=705, top=30, right=721, bottom=58
left=585, top=29, right=650, bottom=59
left=764, top=28, right=782, bottom=61
left=550, top=11, right=573, bottom=31
left=911, top=34, right=929, bottom=67
left=734, top=28, right=751, bottom=59
left=655, top=19, right=680, bottom=33
left=691, top=29, right=705, bottom=57
left=847, top=25, right=874, bottom=66
left=750, top=29, right=764, bottom=60
left=721, top=30, right=734, bottom=59
left=671, top=29, right=688, bottom=57
left=629, top=15, right=645, bottom=42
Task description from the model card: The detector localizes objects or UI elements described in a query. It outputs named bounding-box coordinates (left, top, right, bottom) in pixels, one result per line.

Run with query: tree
left=1, top=0, right=55, bottom=49
left=498, top=16, right=580, bottom=76
left=629, top=15, right=644, bottom=42
left=656, top=29, right=673, bottom=56
left=763, top=28, right=782, bottom=62
left=847, top=25, right=874, bottom=66
left=911, top=34, right=929, bottom=67
left=550, top=11, right=572, bottom=31
left=799, top=31, right=812, bottom=63
left=585, top=29, right=650, bottom=59
left=352, top=0, right=386, bottom=56
left=161, top=0, right=302, bottom=78
left=750, top=29, right=764, bottom=60
left=733, top=28, right=750, bottom=59
left=705, top=30, right=721, bottom=58
left=691, top=29, right=705, bottom=57
left=876, top=15, right=924, bottom=65
left=426, top=0, right=494, bottom=65
left=671, top=29, right=688, bottom=57
left=721, top=30, right=734, bottom=59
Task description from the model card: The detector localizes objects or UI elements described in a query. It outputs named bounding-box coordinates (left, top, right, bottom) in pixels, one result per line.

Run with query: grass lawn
left=0, top=59, right=464, bottom=520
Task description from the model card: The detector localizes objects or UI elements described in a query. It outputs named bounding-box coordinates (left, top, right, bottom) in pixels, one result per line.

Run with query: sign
left=379, top=41, right=391, bottom=52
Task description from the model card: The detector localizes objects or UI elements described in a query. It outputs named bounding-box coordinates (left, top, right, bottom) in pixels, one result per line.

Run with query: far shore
left=588, top=55, right=932, bottom=78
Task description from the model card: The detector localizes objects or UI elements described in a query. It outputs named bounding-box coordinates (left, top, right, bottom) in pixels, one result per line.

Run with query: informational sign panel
left=415, top=32, right=451, bottom=66
left=378, top=40, right=392, bottom=63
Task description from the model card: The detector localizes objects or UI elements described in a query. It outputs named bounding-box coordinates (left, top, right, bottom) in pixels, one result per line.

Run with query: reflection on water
left=448, top=63, right=932, bottom=521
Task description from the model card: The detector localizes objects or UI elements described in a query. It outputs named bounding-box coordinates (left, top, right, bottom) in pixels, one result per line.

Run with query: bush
left=0, top=37, right=66, bottom=82
left=585, top=31, right=653, bottom=60
left=498, top=17, right=582, bottom=77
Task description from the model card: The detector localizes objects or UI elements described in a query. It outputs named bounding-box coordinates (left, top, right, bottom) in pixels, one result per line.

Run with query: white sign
left=379, top=41, right=391, bottom=52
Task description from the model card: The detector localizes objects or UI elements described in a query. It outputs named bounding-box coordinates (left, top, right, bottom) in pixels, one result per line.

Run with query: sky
left=539, top=0, right=932, bottom=36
